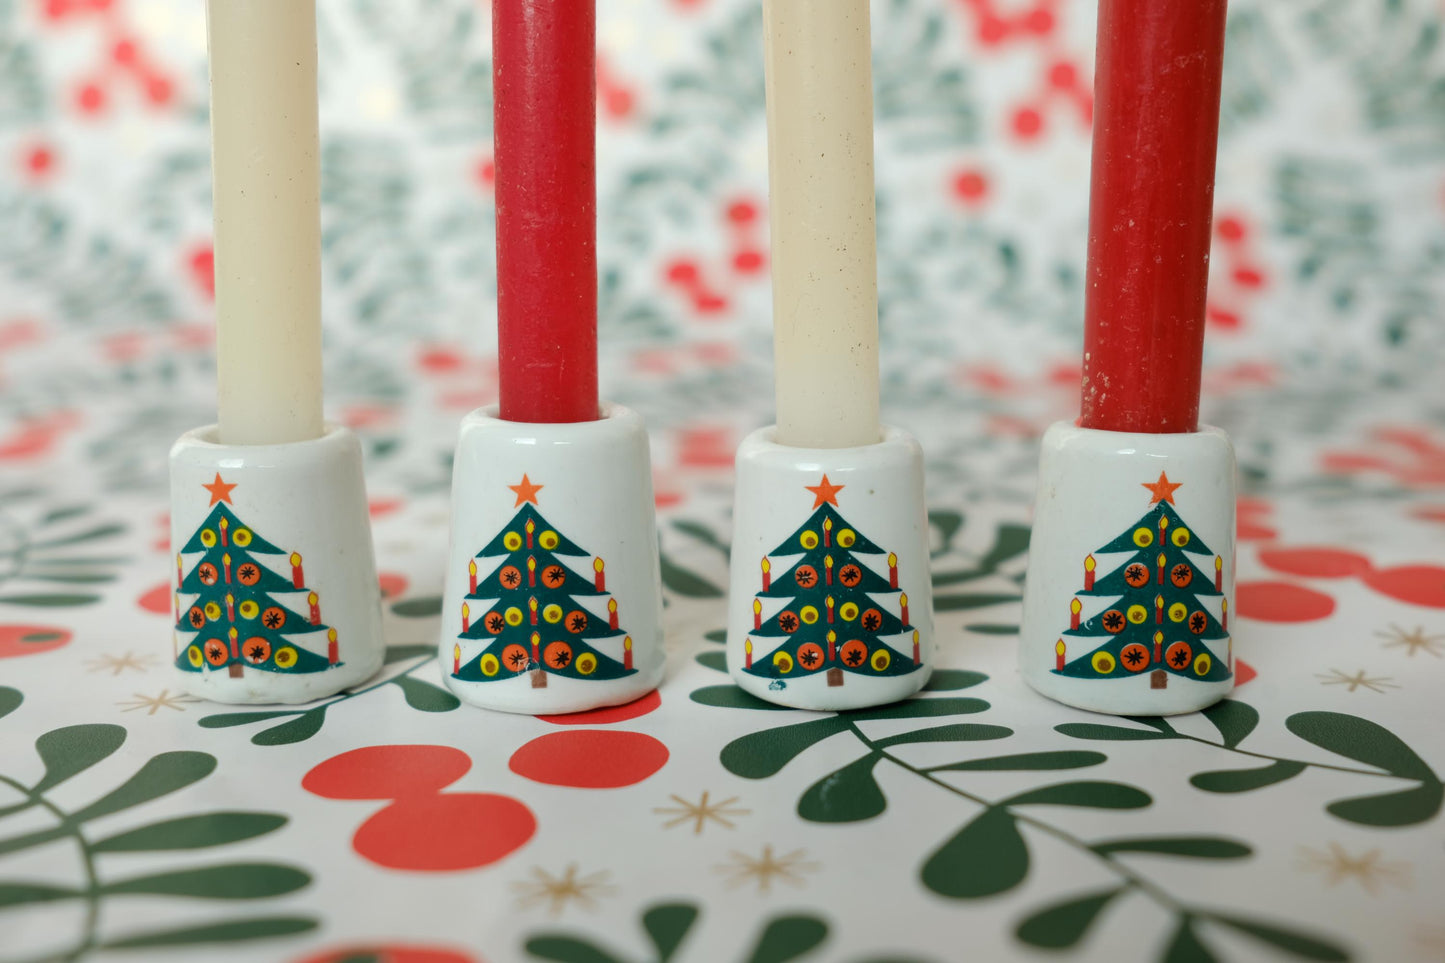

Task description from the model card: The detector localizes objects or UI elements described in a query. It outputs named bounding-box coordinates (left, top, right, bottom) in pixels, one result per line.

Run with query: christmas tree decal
left=743, top=475, right=923, bottom=687
left=452, top=475, right=636, bottom=688
left=174, top=474, right=339, bottom=679
left=1054, top=472, right=1233, bottom=688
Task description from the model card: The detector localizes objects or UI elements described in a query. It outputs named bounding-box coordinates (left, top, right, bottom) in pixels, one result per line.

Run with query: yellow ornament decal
left=839, top=601, right=860, bottom=622
left=204, top=601, right=221, bottom=621
left=870, top=649, right=891, bottom=672
left=274, top=647, right=298, bottom=669
left=543, top=603, right=563, bottom=624
left=773, top=651, right=795, bottom=673
left=1172, top=527, right=1191, bottom=547
left=1194, top=653, right=1212, bottom=676
left=233, top=528, right=253, bottom=547
left=199, top=529, right=217, bottom=547
left=480, top=653, right=500, bottom=677
left=1126, top=605, right=1148, bottom=624
left=186, top=645, right=203, bottom=668
left=576, top=652, right=598, bottom=675
left=1132, top=527, right=1153, bottom=548
left=503, top=531, right=523, bottom=551
left=539, top=530, right=560, bottom=550
left=1169, top=602, right=1188, bottom=623
left=1091, top=650, right=1117, bottom=674
left=800, top=531, right=820, bottom=550
left=504, top=607, right=524, bottom=627
left=800, top=606, right=820, bottom=625
left=837, top=529, right=857, bottom=548
left=239, top=600, right=260, bottom=620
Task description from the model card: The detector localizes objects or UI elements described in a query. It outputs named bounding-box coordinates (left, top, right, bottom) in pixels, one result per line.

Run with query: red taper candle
left=327, top=628, right=338, bottom=665
left=493, top=0, right=598, bottom=424
left=1080, top=0, right=1228, bottom=433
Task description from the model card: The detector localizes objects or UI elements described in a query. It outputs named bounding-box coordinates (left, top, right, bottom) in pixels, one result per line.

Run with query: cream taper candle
left=208, top=0, right=324, bottom=445
left=764, top=0, right=881, bottom=450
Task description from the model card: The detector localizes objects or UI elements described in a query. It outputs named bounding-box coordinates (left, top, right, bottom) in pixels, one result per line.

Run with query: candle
left=207, top=0, right=324, bottom=445
left=1079, top=0, right=1228, bottom=434
left=327, top=628, right=338, bottom=665
left=1056, top=639, right=1066, bottom=671
left=493, top=0, right=599, bottom=424
left=764, top=0, right=881, bottom=449
left=1084, top=554, right=1096, bottom=591
left=461, top=602, right=471, bottom=633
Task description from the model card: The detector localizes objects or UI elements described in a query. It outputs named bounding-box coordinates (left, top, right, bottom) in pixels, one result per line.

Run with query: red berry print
left=351, top=793, right=536, bottom=872
left=952, top=168, right=989, bottom=204
left=304, top=746, right=536, bottom=872
left=1257, top=548, right=1372, bottom=579
left=509, top=730, right=668, bottom=788
left=303, top=745, right=471, bottom=800
left=1235, top=581, right=1335, bottom=623
left=1360, top=566, right=1445, bottom=609
left=1012, top=107, right=1044, bottom=139
left=294, top=946, right=480, bottom=963
left=0, top=624, right=72, bottom=659
left=137, top=582, right=171, bottom=615
left=536, top=689, right=661, bottom=726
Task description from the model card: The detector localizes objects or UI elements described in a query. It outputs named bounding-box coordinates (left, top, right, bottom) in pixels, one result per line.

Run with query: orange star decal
left=509, top=474, right=544, bottom=507
left=805, top=474, right=845, bottom=509
left=1142, top=471, right=1183, bottom=505
left=202, top=473, right=237, bottom=506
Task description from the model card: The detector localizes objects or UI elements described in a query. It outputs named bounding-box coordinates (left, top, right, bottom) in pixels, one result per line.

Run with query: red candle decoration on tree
left=219, top=516, right=230, bottom=546
left=308, top=591, right=321, bottom=626
left=900, top=592, right=910, bottom=629
left=761, top=557, right=771, bottom=592
left=228, top=626, right=239, bottom=660
left=529, top=596, right=538, bottom=625
left=527, top=555, right=536, bottom=587
left=1155, top=593, right=1164, bottom=624
left=1215, top=555, right=1224, bottom=591
left=1084, top=554, right=1096, bottom=591
left=290, top=552, right=304, bottom=589
left=1153, top=630, right=1164, bottom=664
left=1056, top=639, right=1066, bottom=671
left=594, top=557, right=605, bottom=591
left=888, top=552, right=898, bottom=589
left=912, top=629, right=921, bottom=666
left=1070, top=597, right=1082, bottom=630
left=468, top=559, right=478, bottom=594
left=608, top=597, right=619, bottom=631
left=493, top=0, right=598, bottom=424
left=1080, top=0, right=1228, bottom=433
left=753, top=598, right=762, bottom=631
left=453, top=643, right=462, bottom=675
left=461, top=602, right=471, bottom=633
left=327, top=628, right=338, bottom=665
left=824, top=554, right=834, bottom=586
left=826, top=595, right=835, bottom=624
left=745, top=637, right=753, bottom=669
left=225, top=592, right=235, bottom=623
left=623, top=635, right=633, bottom=671
left=222, top=553, right=232, bottom=584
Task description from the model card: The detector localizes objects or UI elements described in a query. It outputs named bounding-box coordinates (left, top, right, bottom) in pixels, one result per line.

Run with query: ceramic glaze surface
left=1020, top=421, right=1237, bottom=715
left=169, top=423, right=385, bottom=704
left=728, top=426, right=933, bottom=710
left=441, top=404, right=665, bottom=714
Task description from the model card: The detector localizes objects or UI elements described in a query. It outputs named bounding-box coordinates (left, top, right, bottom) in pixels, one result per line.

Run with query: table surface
left=1, top=1, right=1443, bottom=962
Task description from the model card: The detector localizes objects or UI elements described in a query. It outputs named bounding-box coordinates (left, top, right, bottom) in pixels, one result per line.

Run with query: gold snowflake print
left=1315, top=668, right=1399, bottom=693
left=654, top=791, right=749, bottom=834
left=1376, top=624, right=1444, bottom=658
left=85, top=651, right=160, bottom=676
left=1297, top=843, right=1411, bottom=895
left=715, top=845, right=819, bottom=894
left=512, top=864, right=616, bottom=917
left=117, top=690, right=199, bottom=715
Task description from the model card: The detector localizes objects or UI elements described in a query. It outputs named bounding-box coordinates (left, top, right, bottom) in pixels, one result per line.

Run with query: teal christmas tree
left=1055, top=472, right=1232, bottom=687
left=174, top=474, right=338, bottom=678
left=452, top=475, right=636, bottom=688
left=744, top=475, right=922, bottom=687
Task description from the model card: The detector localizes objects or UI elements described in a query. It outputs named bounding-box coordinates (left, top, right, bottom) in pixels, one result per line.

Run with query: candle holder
left=727, top=426, right=933, bottom=711
left=1019, top=422, right=1237, bottom=716
left=169, top=424, right=386, bottom=704
left=440, top=404, right=664, bottom=714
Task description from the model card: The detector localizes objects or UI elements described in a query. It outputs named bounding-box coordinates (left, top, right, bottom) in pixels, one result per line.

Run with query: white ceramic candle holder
left=169, top=424, right=386, bottom=704
left=727, top=426, right=934, bottom=711
left=440, top=404, right=664, bottom=714
left=1020, top=421, right=1237, bottom=716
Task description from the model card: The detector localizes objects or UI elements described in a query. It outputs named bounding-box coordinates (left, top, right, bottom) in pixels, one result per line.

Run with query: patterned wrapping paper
left=1, top=0, right=1443, bottom=961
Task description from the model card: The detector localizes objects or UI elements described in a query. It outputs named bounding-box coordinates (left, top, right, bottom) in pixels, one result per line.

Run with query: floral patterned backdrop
left=0, top=0, right=1443, bottom=961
